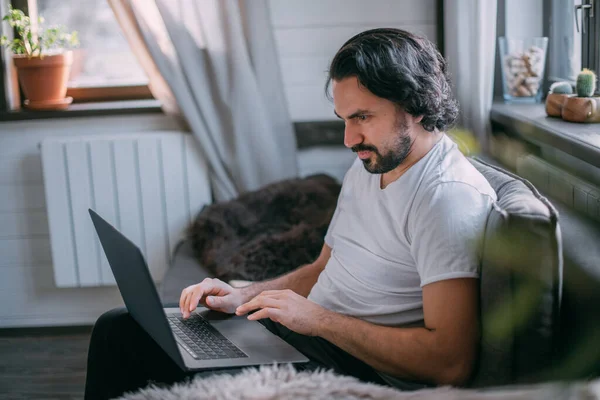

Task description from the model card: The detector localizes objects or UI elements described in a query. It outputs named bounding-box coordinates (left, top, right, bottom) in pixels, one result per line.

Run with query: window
left=547, top=0, right=599, bottom=93
left=547, top=0, right=581, bottom=82
left=7, top=0, right=152, bottom=102
left=581, top=0, right=599, bottom=84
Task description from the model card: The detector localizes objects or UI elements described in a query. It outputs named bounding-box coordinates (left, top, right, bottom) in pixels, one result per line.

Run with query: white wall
left=269, top=0, right=439, bottom=121
left=298, top=147, right=356, bottom=182
left=0, top=113, right=184, bottom=328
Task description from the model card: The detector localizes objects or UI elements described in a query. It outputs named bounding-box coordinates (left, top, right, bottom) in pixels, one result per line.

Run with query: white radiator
left=40, top=132, right=211, bottom=288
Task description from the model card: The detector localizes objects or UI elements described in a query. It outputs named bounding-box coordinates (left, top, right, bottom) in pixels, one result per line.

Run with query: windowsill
left=0, top=99, right=163, bottom=122
left=490, top=101, right=600, bottom=169
left=294, top=121, right=344, bottom=149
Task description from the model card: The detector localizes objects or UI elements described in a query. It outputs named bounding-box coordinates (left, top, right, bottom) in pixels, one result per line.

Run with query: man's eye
left=358, top=115, right=368, bottom=121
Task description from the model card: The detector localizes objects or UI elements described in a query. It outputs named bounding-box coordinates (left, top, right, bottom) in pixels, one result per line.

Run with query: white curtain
left=110, top=0, right=298, bottom=202
left=444, top=0, right=498, bottom=151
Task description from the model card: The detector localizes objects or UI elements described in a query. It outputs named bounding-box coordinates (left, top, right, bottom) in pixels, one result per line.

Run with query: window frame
left=544, top=0, right=579, bottom=86
left=66, top=85, right=153, bottom=103
left=6, top=0, right=153, bottom=104
left=0, top=43, right=6, bottom=112
left=544, top=0, right=599, bottom=94
left=581, top=0, right=599, bottom=91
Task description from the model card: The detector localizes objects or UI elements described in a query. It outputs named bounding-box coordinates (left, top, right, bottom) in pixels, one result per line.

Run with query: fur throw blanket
left=117, top=364, right=600, bottom=400
left=188, top=174, right=341, bottom=282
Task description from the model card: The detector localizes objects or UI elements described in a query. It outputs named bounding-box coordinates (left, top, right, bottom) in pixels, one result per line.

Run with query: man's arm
left=316, top=278, right=479, bottom=386
left=181, top=244, right=330, bottom=317
left=239, top=277, right=479, bottom=386
left=239, top=244, right=331, bottom=303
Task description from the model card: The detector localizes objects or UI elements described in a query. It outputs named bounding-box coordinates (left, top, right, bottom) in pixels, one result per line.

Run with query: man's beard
left=352, top=120, right=413, bottom=174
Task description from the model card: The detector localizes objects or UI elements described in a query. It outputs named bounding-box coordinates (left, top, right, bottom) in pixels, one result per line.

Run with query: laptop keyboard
left=168, top=314, right=248, bottom=360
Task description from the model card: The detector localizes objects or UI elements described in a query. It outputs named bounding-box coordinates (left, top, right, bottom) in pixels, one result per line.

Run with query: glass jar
left=499, top=37, right=548, bottom=103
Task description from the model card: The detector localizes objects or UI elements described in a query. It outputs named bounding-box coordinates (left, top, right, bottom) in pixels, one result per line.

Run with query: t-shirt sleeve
left=410, top=182, right=494, bottom=287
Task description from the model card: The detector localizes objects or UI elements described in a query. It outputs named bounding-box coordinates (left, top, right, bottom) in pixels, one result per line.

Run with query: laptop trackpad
left=201, top=310, right=285, bottom=347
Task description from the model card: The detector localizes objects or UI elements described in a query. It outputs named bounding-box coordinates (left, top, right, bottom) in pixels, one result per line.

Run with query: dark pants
left=84, top=307, right=389, bottom=400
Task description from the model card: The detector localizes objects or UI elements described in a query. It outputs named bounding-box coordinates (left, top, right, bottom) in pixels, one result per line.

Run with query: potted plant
left=545, top=81, right=573, bottom=118
left=562, top=69, right=600, bottom=123
left=0, top=6, right=79, bottom=110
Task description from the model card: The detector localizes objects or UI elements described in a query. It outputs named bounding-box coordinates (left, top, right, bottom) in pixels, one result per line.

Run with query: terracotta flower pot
left=12, top=51, right=73, bottom=110
left=562, top=95, right=600, bottom=123
left=545, top=93, right=574, bottom=118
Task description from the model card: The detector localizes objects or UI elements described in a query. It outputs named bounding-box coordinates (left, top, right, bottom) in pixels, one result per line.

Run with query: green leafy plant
left=549, top=81, right=573, bottom=95
left=576, top=68, right=597, bottom=97
left=0, top=6, right=78, bottom=57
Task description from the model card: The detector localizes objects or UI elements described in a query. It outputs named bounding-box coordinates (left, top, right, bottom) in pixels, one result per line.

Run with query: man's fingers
left=235, top=299, right=259, bottom=316
left=205, top=295, right=221, bottom=308
left=179, top=279, right=236, bottom=317
left=236, top=297, right=281, bottom=316
left=180, top=287, right=193, bottom=317
left=182, top=290, right=194, bottom=318
left=179, top=287, right=189, bottom=313
left=187, top=282, right=228, bottom=313
left=188, top=287, right=205, bottom=312
left=205, top=295, right=232, bottom=313
left=247, top=307, right=283, bottom=323
left=246, top=308, right=271, bottom=321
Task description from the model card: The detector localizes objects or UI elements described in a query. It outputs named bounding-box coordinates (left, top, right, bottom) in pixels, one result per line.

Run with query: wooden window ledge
left=490, top=102, right=600, bottom=169
left=0, top=99, right=163, bottom=122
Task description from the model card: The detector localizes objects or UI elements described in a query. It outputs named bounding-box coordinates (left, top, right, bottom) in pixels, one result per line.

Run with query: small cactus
left=549, top=81, right=573, bottom=95
left=576, top=69, right=597, bottom=97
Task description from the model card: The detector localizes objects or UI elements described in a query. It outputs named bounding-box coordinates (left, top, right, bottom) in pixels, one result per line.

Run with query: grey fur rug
left=116, top=364, right=600, bottom=400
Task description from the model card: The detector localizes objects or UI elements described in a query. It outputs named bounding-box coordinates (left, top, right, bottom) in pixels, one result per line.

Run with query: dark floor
left=2, top=324, right=599, bottom=399
left=0, top=326, right=92, bottom=400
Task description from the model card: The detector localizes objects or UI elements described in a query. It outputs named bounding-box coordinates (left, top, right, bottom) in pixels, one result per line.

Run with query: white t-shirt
left=308, top=135, right=497, bottom=327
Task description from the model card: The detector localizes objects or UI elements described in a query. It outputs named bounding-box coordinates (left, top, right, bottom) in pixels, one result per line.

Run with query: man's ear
left=414, top=115, right=424, bottom=124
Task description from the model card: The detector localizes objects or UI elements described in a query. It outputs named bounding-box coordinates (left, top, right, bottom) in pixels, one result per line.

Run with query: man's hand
left=179, top=278, right=244, bottom=318
left=235, top=289, right=330, bottom=336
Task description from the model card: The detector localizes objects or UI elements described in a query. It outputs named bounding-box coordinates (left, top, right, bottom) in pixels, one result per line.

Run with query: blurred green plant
left=484, top=280, right=544, bottom=343
left=480, top=205, right=600, bottom=381
left=448, top=128, right=480, bottom=156
left=0, top=5, right=78, bottom=57
left=481, top=225, right=549, bottom=339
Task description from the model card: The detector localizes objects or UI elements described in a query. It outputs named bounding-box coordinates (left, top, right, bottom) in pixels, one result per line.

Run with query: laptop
left=89, top=209, right=308, bottom=371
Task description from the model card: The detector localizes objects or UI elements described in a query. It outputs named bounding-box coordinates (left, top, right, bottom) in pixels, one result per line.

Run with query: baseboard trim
left=0, top=310, right=114, bottom=329
left=0, top=324, right=93, bottom=337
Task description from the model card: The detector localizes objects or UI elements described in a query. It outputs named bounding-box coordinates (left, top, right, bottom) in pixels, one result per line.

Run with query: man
left=85, top=28, right=496, bottom=399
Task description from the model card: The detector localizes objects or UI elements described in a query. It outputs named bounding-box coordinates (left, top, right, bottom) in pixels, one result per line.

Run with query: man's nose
left=344, top=124, right=363, bottom=148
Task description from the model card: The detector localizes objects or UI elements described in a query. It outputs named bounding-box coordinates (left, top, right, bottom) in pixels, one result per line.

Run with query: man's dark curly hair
left=326, top=28, right=458, bottom=132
